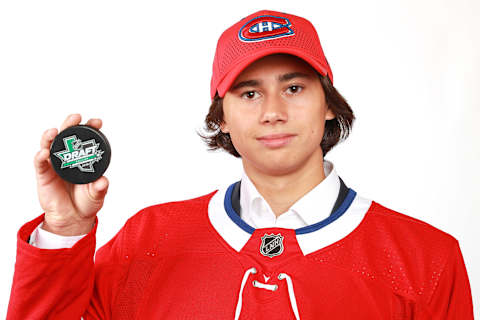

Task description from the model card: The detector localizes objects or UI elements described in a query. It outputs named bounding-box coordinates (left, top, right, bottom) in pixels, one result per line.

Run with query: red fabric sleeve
left=7, top=213, right=128, bottom=320
left=7, top=214, right=97, bottom=319
left=422, top=239, right=474, bottom=319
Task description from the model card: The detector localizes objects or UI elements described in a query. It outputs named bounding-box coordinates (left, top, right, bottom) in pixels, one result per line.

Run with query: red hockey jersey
left=7, top=182, right=474, bottom=319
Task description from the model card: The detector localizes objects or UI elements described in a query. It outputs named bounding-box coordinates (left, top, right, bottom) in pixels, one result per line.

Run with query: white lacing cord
left=252, top=280, right=278, bottom=291
left=235, top=268, right=300, bottom=320
left=234, top=267, right=257, bottom=320
left=278, top=273, right=300, bottom=320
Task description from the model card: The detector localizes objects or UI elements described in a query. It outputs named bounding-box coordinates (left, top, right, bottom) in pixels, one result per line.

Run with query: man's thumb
left=89, top=176, right=109, bottom=201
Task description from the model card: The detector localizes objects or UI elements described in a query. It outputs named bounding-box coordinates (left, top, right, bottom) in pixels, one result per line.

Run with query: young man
left=7, top=9, right=473, bottom=319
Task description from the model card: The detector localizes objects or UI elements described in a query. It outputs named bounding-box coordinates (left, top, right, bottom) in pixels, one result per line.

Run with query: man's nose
left=259, top=93, right=288, bottom=124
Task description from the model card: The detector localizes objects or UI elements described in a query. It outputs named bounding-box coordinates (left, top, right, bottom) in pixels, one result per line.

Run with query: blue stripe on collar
left=295, top=189, right=356, bottom=235
left=224, top=181, right=357, bottom=235
left=224, top=182, right=255, bottom=234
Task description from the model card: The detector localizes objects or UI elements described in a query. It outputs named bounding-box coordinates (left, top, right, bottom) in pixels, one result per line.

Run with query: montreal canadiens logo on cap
left=238, top=15, right=294, bottom=42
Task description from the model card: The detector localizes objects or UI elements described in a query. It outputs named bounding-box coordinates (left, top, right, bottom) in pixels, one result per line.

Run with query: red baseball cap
left=210, top=10, right=333, bottom=100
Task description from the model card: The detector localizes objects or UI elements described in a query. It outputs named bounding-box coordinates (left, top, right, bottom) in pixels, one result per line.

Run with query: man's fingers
left=40, top=128, right=58, bottom=149
left=85, top=118, right=103, bottom=130
left=41, top=116, right=101, bottom=152
left=59, top=114, right=81, bottom=132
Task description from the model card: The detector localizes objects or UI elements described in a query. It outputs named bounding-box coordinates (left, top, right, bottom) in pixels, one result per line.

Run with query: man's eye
left=242, top=91, right=258, bottom=99
left=286, top=85, right=302, bottom=94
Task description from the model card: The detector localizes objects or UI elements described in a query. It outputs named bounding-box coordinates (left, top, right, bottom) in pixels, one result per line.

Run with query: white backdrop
left=1, top=0, right=478, bottom=317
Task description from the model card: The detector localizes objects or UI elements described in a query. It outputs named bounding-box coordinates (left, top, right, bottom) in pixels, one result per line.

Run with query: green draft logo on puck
left=50, top=125, right=111, bottom=184
left=54, top=135, right=104, bottom=172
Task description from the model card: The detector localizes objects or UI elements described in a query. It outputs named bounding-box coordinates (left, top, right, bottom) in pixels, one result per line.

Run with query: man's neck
left=242, top=151, right=326, bottom=218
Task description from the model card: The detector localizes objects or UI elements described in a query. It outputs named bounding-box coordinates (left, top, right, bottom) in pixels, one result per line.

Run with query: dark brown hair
left=197, top=73, right=355, bottom=158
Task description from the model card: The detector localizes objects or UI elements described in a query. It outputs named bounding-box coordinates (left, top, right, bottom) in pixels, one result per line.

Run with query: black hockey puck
left=50, top=125, right=111, bottom=184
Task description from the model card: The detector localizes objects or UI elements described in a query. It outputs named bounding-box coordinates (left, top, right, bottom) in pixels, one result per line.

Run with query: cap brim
left=216, top=47, right=330, bottom=98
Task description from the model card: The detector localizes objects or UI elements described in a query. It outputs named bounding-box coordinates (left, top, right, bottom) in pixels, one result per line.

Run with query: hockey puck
left=49, top=125, right=111, bottom=184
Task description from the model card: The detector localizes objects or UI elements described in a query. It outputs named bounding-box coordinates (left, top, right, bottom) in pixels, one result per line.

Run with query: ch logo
left=238, top=15, right=294, bottom=42
left=260, top=233, right=284, bottom=258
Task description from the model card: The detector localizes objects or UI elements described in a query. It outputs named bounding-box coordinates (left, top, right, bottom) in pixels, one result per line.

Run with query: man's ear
left=325, top=108, right=335, bottom=121
left=220, top=121, right=229, bottom=134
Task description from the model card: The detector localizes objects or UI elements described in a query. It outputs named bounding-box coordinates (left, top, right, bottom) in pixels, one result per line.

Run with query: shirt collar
left=239, top=159, right=340, bottom=227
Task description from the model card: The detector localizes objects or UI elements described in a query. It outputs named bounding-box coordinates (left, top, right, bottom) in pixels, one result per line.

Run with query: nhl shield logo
left=238, top=15, right=294, bottom=42
left=260, top=233, right=284, bottom=258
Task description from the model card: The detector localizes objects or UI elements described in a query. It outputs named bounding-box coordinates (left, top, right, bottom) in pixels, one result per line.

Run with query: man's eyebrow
left=278, top=72, right=313, bottom=82
left=230, top=79, right=260, bottom=91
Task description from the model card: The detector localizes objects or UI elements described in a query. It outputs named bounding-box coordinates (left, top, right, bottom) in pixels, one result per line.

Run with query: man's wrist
left=41, top=217, right=96, bottom=236
left=31, top=221, right=88, bottom=249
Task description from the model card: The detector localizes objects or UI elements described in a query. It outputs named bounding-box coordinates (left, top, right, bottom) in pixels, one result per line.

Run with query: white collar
left=239, top=160, right=340, bottom=227
left=207, top=161, right=373, bottom=255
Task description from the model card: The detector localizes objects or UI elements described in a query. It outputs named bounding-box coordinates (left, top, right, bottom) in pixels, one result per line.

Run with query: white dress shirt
left=30, top=160, right=341, bottom=248
left=239, top=159, right=340, bottom=229
left=29, top=222, right=86, bottom=249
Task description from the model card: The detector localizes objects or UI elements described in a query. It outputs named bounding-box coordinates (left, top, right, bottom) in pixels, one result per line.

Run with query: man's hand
left=34, top=114, right=109, bottom=236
